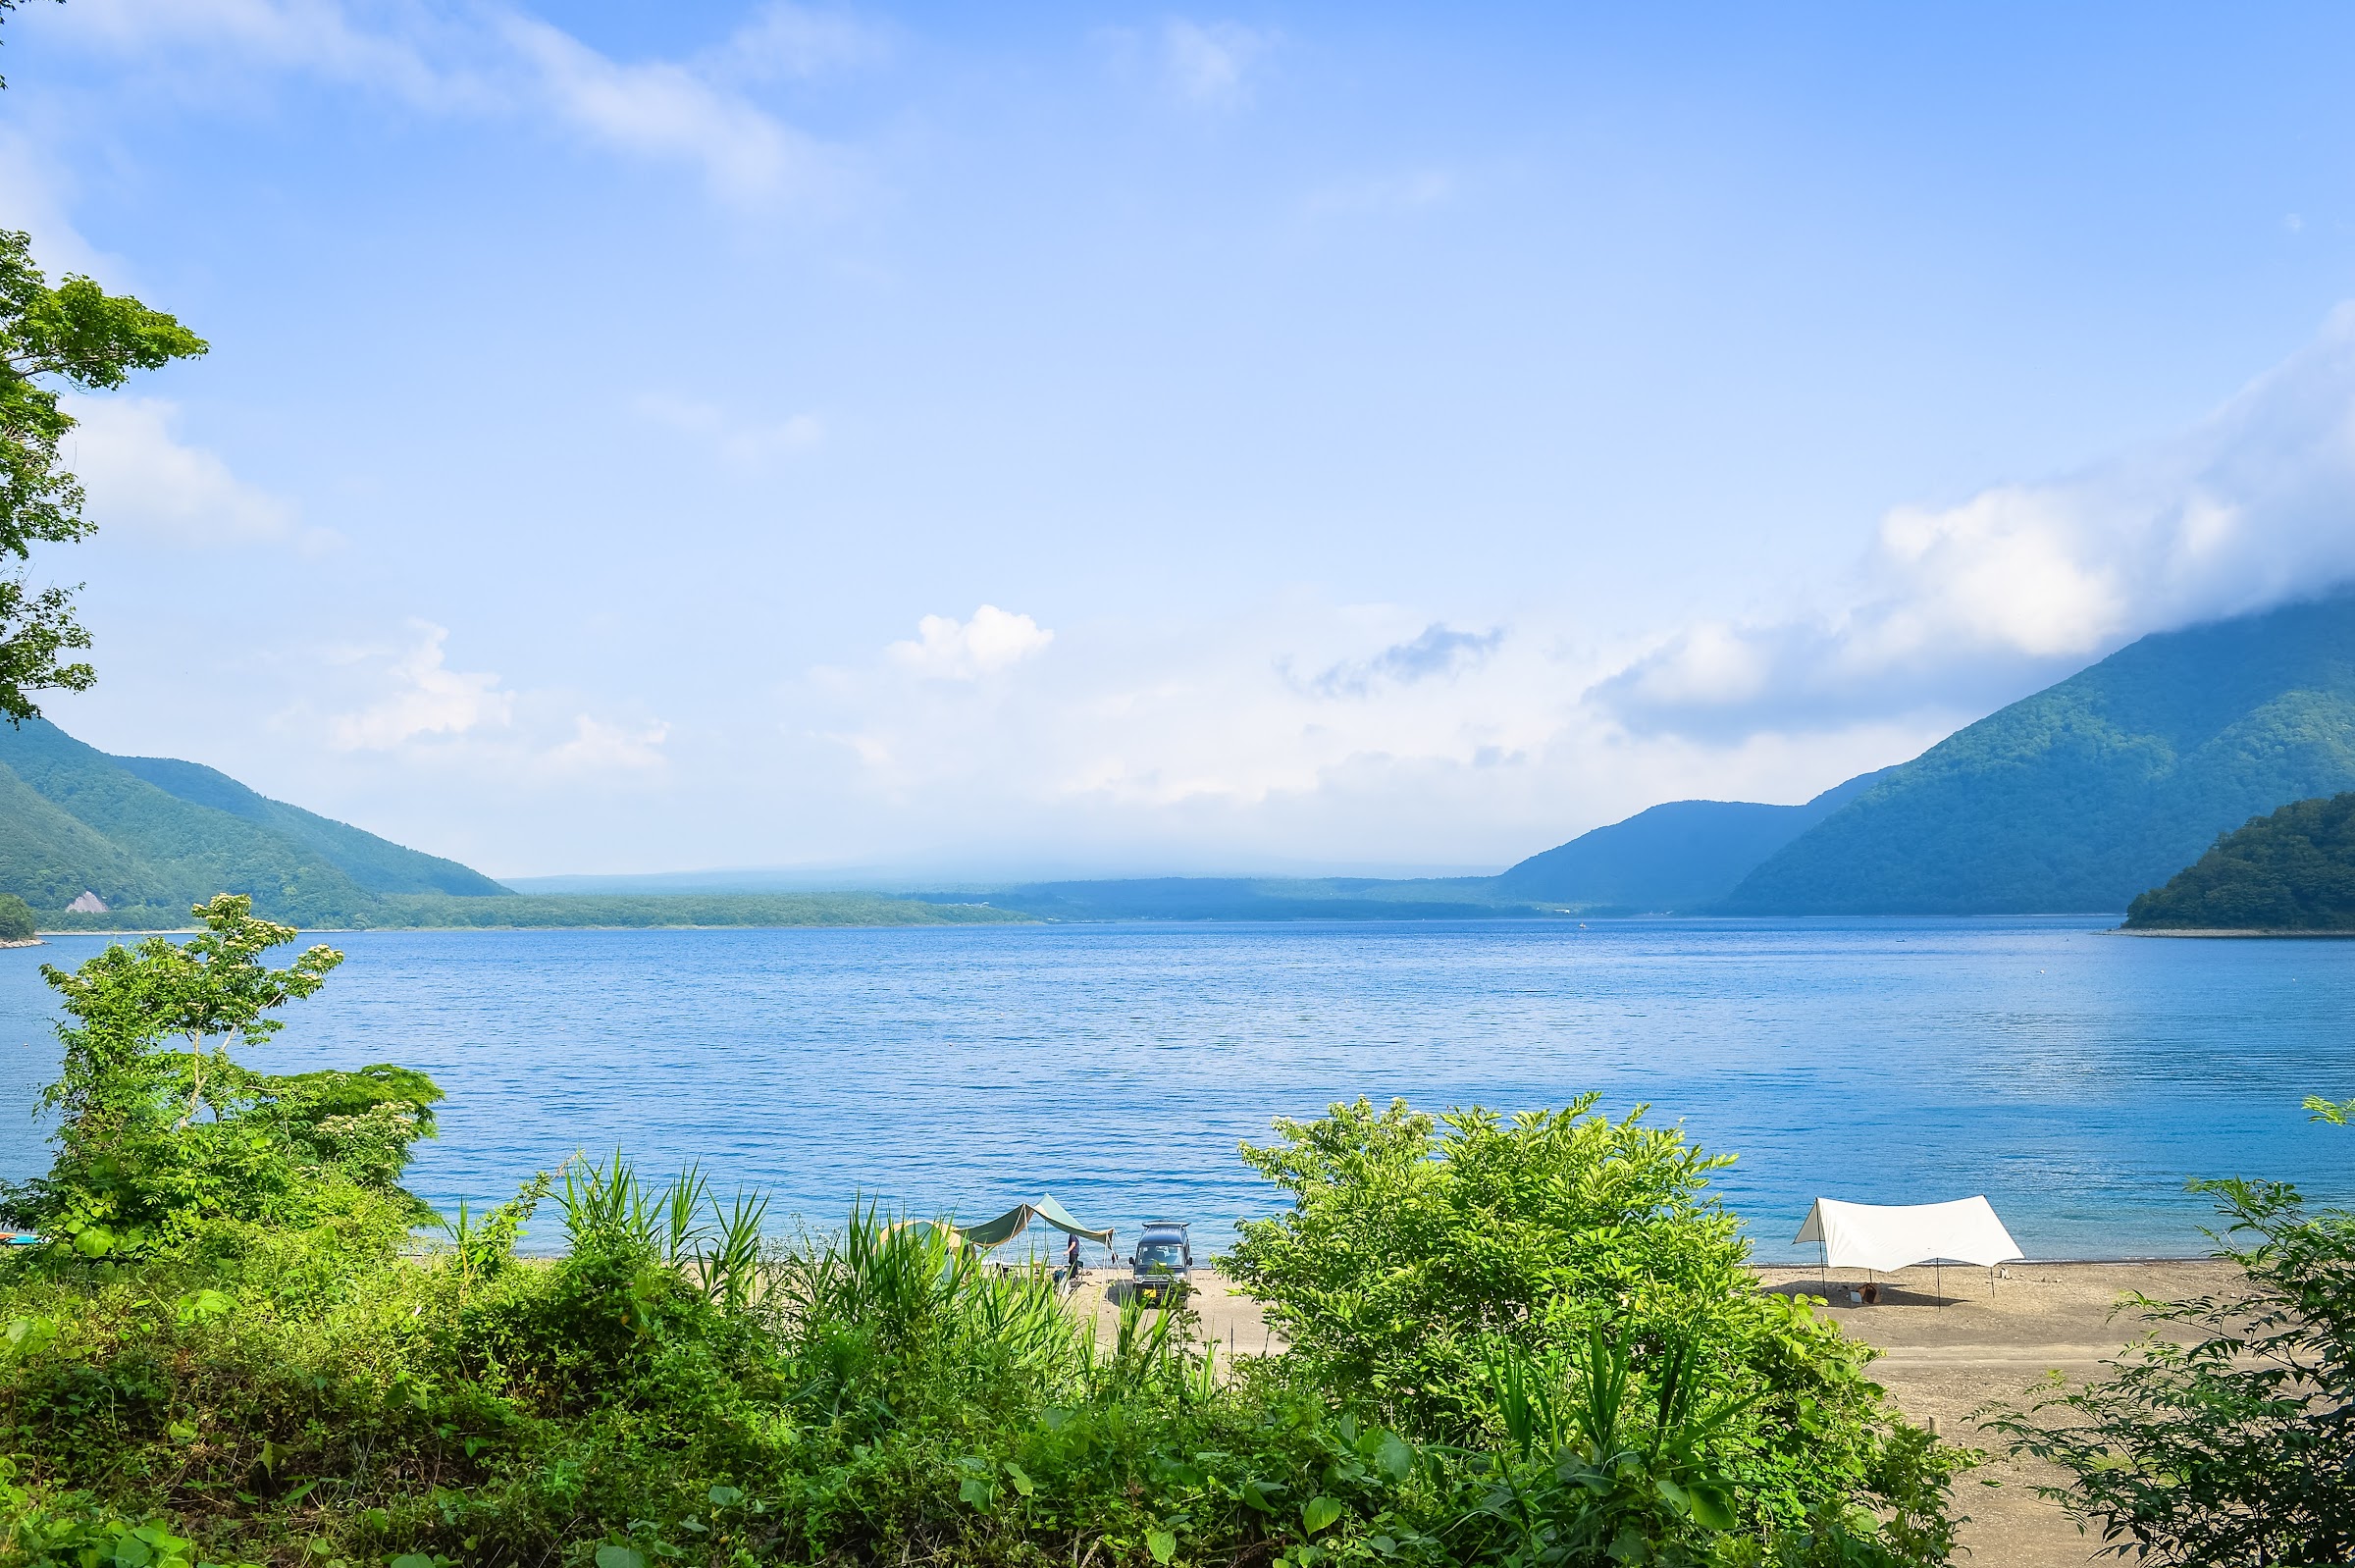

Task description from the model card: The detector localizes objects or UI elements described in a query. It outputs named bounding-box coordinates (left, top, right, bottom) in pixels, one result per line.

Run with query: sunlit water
left=3, top=918, right=2349, bottom=1260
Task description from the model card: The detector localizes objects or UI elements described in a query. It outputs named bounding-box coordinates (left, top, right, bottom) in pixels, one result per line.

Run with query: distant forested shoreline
left=33, top=891, right=1031, bottom=932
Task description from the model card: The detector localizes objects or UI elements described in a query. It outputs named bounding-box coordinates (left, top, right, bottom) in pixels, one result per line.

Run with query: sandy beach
left=1073, top=1258, right=2240, bottom=1565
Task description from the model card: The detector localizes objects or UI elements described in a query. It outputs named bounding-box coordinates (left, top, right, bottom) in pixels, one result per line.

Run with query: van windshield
left=1137, top=1242, right=1183, bottom=1269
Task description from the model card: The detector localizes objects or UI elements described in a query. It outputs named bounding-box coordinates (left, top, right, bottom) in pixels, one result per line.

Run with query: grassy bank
left=35, top=892, right=1032, bottom=934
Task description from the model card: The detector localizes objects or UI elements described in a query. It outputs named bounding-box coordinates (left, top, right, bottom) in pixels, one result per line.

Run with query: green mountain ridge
left=2123, top=792, right=2355, bottom=931
left=0, top=719, right=1032, bottom=931
left=1492, top=767, right=1896, bottom=911
left=0, top=718, right=499, bottom=922
left=110, top=753, right=507, bottom=897
left=1724, top=593, right=2355, bottom=914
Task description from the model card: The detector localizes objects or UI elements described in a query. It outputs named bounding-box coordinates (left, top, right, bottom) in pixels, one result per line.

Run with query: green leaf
left=1238, top=1479, right=1278, bottom=1513
left=1301, top=1496, right=1343, bottom=1535
left=1145, top=1528, right=1176, bottom=1564
left=1002, top=1460, right=1035, bottom=1497
left=958, top=1477, right=995, bottom=1510
left=3, top=1316, right=56, bottom=1357
left=1374, top=1434, right=1413, bottom=1482
left=114, top=1542, right=154, bottom=1568
left=593, top=1548, right=644, bottom=1568
left=388, top=1558, right=434, bottom=1568
left=706, top=1486, right=744, bottom=1509
left=1685, top=1483, right=1737, bottom=1532
left=176, top=1288, right=236, bottom=1326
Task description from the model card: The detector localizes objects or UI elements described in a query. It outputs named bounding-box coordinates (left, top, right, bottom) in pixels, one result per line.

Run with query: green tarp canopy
left=960, top=1195, right=1114, bottom=1248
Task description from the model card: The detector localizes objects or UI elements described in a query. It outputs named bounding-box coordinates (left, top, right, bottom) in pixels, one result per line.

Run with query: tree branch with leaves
left=0, top=227, right=207, bottom=722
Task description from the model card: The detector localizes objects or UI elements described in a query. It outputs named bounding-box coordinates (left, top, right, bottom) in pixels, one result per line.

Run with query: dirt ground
left=1755, top=1258, right=2237, bottom=1566
left=1066, top=1258, right=2236, bottom=1566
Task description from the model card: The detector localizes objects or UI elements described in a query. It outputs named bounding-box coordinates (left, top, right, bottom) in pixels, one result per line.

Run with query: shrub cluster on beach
left=0, top=901, right=2340, bottom=1568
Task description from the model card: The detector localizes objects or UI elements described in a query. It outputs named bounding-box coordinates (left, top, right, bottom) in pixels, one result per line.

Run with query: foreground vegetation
left=4, top=902, right=2345, bottom=1567
left=1983, top=1094, right=2354, bottom=1565
left=0, top=899, right=1959, bottom=1568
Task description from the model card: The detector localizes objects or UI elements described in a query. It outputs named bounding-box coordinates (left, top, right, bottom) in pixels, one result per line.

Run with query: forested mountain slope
left=1724, top=594, right=2355, bottom=914
left=2124, top=792, right=2355, bottom=930
left=0, top=718, right=508, bottom=921
left=112, top=753, right=505, bottom=896
left=1493, top=767, right=1895, bottom=912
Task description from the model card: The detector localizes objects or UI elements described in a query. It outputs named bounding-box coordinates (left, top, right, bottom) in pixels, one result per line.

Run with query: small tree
left=43, top=894, right=344, bottom=1138
left=1, top=228, right=208, bottom=722
left=1985, top=1099, right=2354, bottom=1564
left=0, top=891, right=32, bottom=941
left=6, top=895, right=441, bottom=1252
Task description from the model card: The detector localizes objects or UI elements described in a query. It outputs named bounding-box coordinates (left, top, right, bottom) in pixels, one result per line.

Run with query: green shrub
left=1984, top=1099, right=2354, bottom=1565
left=0, top=896, right=439, bottom=1254
left=0, top=893, right=34, bottom=942
left=1223, top=1096, right=1953, bottom=1540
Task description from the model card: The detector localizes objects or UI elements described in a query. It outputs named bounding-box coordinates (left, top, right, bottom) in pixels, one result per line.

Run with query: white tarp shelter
left=1793, top=1196, right=2023, bottom=1273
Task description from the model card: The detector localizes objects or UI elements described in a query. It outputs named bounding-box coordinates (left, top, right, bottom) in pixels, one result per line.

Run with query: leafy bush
left=0, top=896, right=440, bottom=1257
left=1983, top=1100, right=2353, bottom=1565
left=1224, top=1097, right=1955, bottom=1539
left=0, top=893, right=34, bottom=942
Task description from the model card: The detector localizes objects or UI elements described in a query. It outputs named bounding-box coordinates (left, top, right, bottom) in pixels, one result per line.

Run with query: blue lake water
left=2, top=918, right=2349, bottom=1261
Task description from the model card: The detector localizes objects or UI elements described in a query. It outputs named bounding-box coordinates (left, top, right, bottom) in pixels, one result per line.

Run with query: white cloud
left=62, top=395, right=313, bottom=549
left=548, top=715, right=670, bottom=773
left=329, top=622, right=514, bottom=751
left=639, top=394, right=825, bottom=464
left=43, top=0, right=462, bottom=104
left=1598, top=302, right=2355, bottom=736
left=39, top=0, right=856, bottom=208
left=1306, top=623, right=1502, bottom=698
left=885, top=605, right=1055, bottom=679
left=709, top=2, right=892, bottom=83
left=798, top=598, right=1935, bottom=871
left=0, top=128, right=119, bottom=282
left=1160, top=19, right=1275, bottom=107
left=497, top=14, right=841, bottom=206
left=316, top=622, right=673, bottom=784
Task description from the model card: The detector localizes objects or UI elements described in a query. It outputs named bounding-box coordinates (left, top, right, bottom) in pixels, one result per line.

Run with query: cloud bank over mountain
left=1598, top=305, right=2355, bottom=738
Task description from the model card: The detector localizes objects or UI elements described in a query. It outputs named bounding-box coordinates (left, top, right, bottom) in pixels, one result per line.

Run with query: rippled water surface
left=3, top=918, right=2349, bottom=1259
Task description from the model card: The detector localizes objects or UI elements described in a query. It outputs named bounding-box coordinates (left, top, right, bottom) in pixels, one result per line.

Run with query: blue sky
left=9, top=2, right=2355, bottom=878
